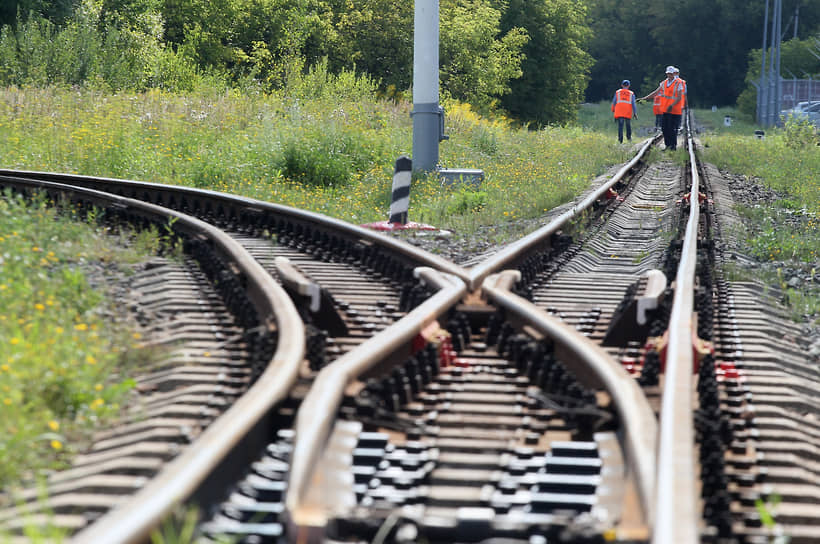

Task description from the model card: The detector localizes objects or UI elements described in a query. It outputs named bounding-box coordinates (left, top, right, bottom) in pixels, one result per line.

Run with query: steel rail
left=466, top=134, right=660, bottom=290
left=284, top=268, right=467, bottom=532
left=0, top=169, right=472, bottom=286
left=481, top=270, right=658, bottom=525
left=651, top=114, right=700, bottom=544
left=0, top=175, right=307, bottom=544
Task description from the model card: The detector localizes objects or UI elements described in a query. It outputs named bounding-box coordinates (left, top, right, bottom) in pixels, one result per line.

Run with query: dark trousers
left=616, top=117, right=632, bottom=143
left=655, top=114, right=662, bottom=128
left=661, top=113, right=681, bottom=149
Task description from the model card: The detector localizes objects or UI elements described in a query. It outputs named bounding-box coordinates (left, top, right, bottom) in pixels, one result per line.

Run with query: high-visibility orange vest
left=612, top=88, right=634, bottom=119
left=659, top=78, right=684, bottom=115
left=677, top=78, right=687, bottom=108
left=653, top=93, right=663, bottom=115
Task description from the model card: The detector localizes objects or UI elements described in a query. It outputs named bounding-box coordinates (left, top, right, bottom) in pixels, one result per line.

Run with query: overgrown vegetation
left=0, top=191, right=158, bottom=489
left=700, top=114, right=819, bottom=323
left=0, top=0, right=594, bottom=123
left=0, top=84, right=630, bottom=231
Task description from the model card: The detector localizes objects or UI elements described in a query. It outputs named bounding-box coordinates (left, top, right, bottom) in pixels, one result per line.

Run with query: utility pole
left=412, top=1, right=442, bottom=173
left=775, top=0, right=783, bottom=124
left=759, top=0, right=770, bottom=125
left=761, top=0, right=783, bottom=127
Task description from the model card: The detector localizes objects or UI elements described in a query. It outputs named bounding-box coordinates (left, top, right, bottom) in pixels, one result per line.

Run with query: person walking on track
left=673, top=67, right=687, bottom=133
left=639, top=66, right=685, bottom=150
left=653, top=91, right=663, bottom=131
left=611, top=80, right=637, bottom=144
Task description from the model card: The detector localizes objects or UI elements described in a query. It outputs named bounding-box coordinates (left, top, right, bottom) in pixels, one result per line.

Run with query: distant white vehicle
left=781, top=101, right=820, bottom=126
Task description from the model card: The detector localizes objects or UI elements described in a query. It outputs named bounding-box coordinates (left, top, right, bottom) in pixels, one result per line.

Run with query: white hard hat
left=665, top=66, right=675, bottom=74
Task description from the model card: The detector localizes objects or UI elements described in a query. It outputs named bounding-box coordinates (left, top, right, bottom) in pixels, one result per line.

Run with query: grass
left=697, top=110, right=819, bottom=324
left=0, top=191, right=155, bottom=491
left=0, top=86, right=631, bottom=236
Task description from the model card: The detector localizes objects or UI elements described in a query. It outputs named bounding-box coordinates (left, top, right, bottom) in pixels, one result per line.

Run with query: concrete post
left=412, top=1, right=440, bottom=173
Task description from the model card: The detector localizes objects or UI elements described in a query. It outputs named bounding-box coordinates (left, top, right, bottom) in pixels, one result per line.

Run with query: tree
left=322, top=0, right=527, bottom=114
left=586, top=0, right=820, bottom=106
left=1, top=0, right=77, bottom=28
left=321, top=0, right=412, bottom=94
left=585, top=0, right=656, bottom=104
left=439, top=0, right=527, bottom=113
left=498, top=0, right=593, bottom=125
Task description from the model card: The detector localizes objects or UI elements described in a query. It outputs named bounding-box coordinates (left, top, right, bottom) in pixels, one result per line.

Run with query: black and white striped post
left=388, top=156, right=412, bottom=224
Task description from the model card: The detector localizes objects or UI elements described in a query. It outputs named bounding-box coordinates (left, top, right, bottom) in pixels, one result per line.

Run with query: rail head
left=481, top=270, right=658, bottom=525
left=652, top=112, right=700, bottom=544
left=284, top=268, right=467, bottom=529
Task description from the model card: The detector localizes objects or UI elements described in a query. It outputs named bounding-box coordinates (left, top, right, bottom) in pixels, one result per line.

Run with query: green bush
left=0, top=4, right=211, bottom=92
left=782, top=115, right=819, bottom=150
left=277, top=124, right=378, bottom=187
left=445, top=187, right=488, bottom=215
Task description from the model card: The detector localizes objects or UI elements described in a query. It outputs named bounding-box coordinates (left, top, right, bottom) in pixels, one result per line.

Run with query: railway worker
left=652, top=91, right=663, bottom=131
left=674, top=67, right=687, bottom=133
left=639, top=66, right=685, bottom=150
left=611, top=80, right=638, bottom=143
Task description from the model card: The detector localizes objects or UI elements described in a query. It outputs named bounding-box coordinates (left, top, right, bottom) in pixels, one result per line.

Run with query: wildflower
left=74, top=323, right=88, bottom=331
left=86, top=355, right=96, bottom=365
left=48, top=420, right=59, bottom=431
left=9, top=338, right=19, bottom=345
left=34, top=303, right=45, bottom=311
left=50, top=440, right=63, bottom=450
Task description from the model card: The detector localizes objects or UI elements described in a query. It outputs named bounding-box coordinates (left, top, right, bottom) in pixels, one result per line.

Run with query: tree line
left=1, top=0, right=819, bottom=125
left=586, top=0, right=820, bottom=113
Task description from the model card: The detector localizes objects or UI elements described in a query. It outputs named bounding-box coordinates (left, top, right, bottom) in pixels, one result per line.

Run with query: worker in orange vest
left=652, top=92, right=663, bottom=132
left=639, top=66, right=685, bottom=150
left=674, top=67, right=687, bottom=133
left=611, top=80, right=637, bottom=143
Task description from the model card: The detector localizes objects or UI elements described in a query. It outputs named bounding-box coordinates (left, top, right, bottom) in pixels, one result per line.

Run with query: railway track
left=0, top=113, right=817, bottom=543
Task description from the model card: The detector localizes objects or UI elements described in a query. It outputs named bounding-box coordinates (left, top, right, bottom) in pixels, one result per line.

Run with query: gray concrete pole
left=759, top=0, right=769, bottom=125
left=412, top=0, right=440, bottom=173
left=767, top=0, right=779, bottom=126
left=775, top=0, right=782, bottom=121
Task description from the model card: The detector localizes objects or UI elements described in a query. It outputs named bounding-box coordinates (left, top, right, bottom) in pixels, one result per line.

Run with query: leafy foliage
left=0, top=0, right=597, bottom=123
left=439, top=0, right=527, bottom=114
left=586, top=0, right=820, bottom=107
left=0, top=0, right=204, bottom=90
left=0, top=191, right=150, bottom=487
left=498, top=0, right=593, bottom=125
left=782, top=115, right=819, bottom=149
